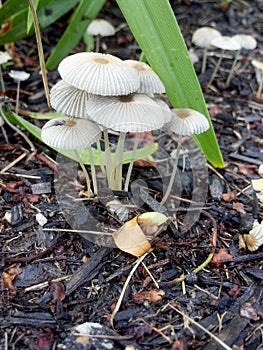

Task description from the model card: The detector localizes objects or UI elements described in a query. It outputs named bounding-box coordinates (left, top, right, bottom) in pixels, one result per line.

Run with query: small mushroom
left=161, top=108, right=210, bottom=205
left=125, top=60, right=165, bottom=93
left=86, top=93, right=171, bottom=132
left=241, top=220, right=263, bottom=251
left=86, top=19, right=115, bottom=52
left=208, top=36, right=241, bottom=87
left=192, top=27, right=222, bottom=74
left=251, top=59, right=263, bottom=99
left=50, top=80, right=91, bottom=118
left=0, top=51, right=11, bottom=92
left=8, top=70, right=30, bottom=114
left=58, top=52, right=140, bottom=96
left=226, top=34, right=257, bottom=87
left=41, top=116, right=101, bottom=150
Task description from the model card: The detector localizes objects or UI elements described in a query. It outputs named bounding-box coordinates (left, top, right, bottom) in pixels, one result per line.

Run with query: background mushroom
left=251, top=59, right=263, bottom=99
left=226, top=34, right=257, bottom=87
left=208, top=36, right=241, bottom=87
left=161, top=108, right=210, bottom=205
left=86, top=19, right=115, bottom=52
left=191, top=27, right=222, bottom=74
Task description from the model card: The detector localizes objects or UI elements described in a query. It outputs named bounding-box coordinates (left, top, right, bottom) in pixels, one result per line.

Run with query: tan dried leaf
left=133, top=289, right=165, bottom=304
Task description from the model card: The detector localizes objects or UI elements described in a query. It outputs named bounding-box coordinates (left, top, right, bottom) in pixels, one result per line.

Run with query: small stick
left=0, top=152, right=27, bottom=173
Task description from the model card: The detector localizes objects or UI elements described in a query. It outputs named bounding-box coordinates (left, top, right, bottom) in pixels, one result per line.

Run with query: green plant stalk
left=46, top=0, right=105, bottom=69
left=116, top=0, right=224, bottom=168
left=27, top=0, right=50, bottom=106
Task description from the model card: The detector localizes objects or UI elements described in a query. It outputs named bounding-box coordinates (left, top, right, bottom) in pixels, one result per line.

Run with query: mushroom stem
left=111, top=131, right=126, bottom=190
left=95, top=35, right=101, bottom=53
left=201, top=47, right=208, bottom=74
left=124, top=132, right=140, bottom=192
left=15, top=80, right=21, bottom=115
left=225, top=49, right=240, bottom=87
left=74, top=150, right=92, bottom=198
left=0, top=65, right=5, bottom=92
left=207, top=50, right=225, bottom=87
left=96, top=139, right=106, bottom=175
left=88, top=147, right=98, bottom=195
left=256, top=76, right=263, bottom=99
left=161, top=135, right=182, bottom=206
left=103, top=128, right=113, bottom=188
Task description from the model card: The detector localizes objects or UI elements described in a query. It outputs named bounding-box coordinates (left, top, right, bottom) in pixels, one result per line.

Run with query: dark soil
left=1, top=1, right=263, bottom=349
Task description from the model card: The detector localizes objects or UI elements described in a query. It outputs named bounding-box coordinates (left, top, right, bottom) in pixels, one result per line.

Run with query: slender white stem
left=74, top=150, right=91, bottom=198
left=15, top=80, right=20, bottom=115
left=161, top=135, right=182, bottom=206
left=225, top=49, right=240, bottom=87
left=208, top=50, right=224, bottom=87
left=124, top=132, right=140, bottom=192
left=88, top=147, right=98, bottom=195
left=0, top=65, right=5, bottom=92
left=111, top=131, right=126, bottom=190
left=256, top=77, right=263, bottom=99
left=201, top=47, right=208, bottom=74
left=103, top=129, right=112, bottom=187
left=95, top=35, right=101, bottom=52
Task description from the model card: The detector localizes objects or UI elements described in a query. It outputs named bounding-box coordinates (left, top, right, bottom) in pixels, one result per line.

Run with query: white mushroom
left=58, top=52, right=140, bottom=96
left=50, top=80, right=91, bottom=118
left=41, top=116, right=101, bottom=150
left=125, top=60, right=165, bottom=93
left=86, top=19, right=115, bottom=52
left=208, top=36, right=241, bottom=87
left=86, top=93, right=170, bottom=133
left=8, top=70, right=30, bottom=114
left=161, top=108, right=210, bottom=205
left=226, top=34, right=257, bottom=87
left=192, top=27, right=222, bottom=74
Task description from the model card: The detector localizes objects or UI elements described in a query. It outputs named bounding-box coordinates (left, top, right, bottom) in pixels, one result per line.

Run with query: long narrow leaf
left=116, top=0, right=224, bottom=168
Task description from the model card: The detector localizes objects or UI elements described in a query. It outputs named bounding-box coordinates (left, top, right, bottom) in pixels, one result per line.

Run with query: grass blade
left=116, top=0, right=224, bottom=168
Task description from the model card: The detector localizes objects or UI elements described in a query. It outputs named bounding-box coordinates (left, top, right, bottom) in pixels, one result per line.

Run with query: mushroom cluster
left=41, top=52, right=210, bottom=197
left=191, top=27, right=257, bottom=87
left=41, top=52, right=171, bottom=192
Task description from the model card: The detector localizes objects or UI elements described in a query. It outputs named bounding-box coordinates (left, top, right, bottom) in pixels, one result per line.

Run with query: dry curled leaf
left=133, top=289, right=165, bottom=304
left=222, top=191, right=236, bottom=202
left=112, top=216, right=151, bottom=257
left=2, top=266, right=23, bottom=298
left=49, top=281, right=66, bottom=302
left=211, top=248, right=233, bottom=267
left=112, top=212, right=168, bottom=257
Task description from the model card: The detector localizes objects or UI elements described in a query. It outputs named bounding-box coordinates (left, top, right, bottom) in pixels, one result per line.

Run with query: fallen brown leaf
left=211, top=248, right=234, bottom=267
left=133, top=289, right=165, bottom=304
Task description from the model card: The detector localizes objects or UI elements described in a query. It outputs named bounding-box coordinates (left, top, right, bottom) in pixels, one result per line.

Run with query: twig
left=169, top=304, right=233, bottom=350
left=110, top=250, right=151, bottom=327
left=24, top=274, right=72, bottom=292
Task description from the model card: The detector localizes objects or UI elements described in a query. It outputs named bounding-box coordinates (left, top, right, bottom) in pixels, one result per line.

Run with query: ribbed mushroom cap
left=86, top=94, right=171, bottom=132
left=87, top=19, right=115, bottom=37
left=168, top=108, right=210, bottom=136
left=58, top=52, right=140, bottom=96
left=211, top=36, right=241, bottom=51
left=232, top=34, right=257, bottom=50
left=41, top=117, right=101, bottom=150
left=192, top=27, right=222, bottom=49
left=50, top=80, right=91, bottom=118
left=125, top=60, right=165, bottom=93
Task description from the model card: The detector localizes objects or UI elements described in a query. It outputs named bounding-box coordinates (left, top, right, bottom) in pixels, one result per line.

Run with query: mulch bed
left=0, top=1, right=263, bottom=349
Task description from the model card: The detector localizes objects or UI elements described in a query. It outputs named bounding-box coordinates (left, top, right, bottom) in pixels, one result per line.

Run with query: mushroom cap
left=86, top=93, right=171, bottom=132
left=232, top=34, right=257, bottom=50
left=41, top=117, right=101, bottom=149
left=9, top=70, right=30, bottom=81
left=50, top=80, right=91, bottom=118
left=58, top=52, right=140, bottom=96
left=0, top=51, right=11, bottom=65
left=192, top=27, right=222, bottom=49
left=211, top=36, right=241, bottom=51
left=167, top=108, right=210, bottom=136
left=86, top=19, right=115, bottom=37
left=125, top=60, right=165, bottom=93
